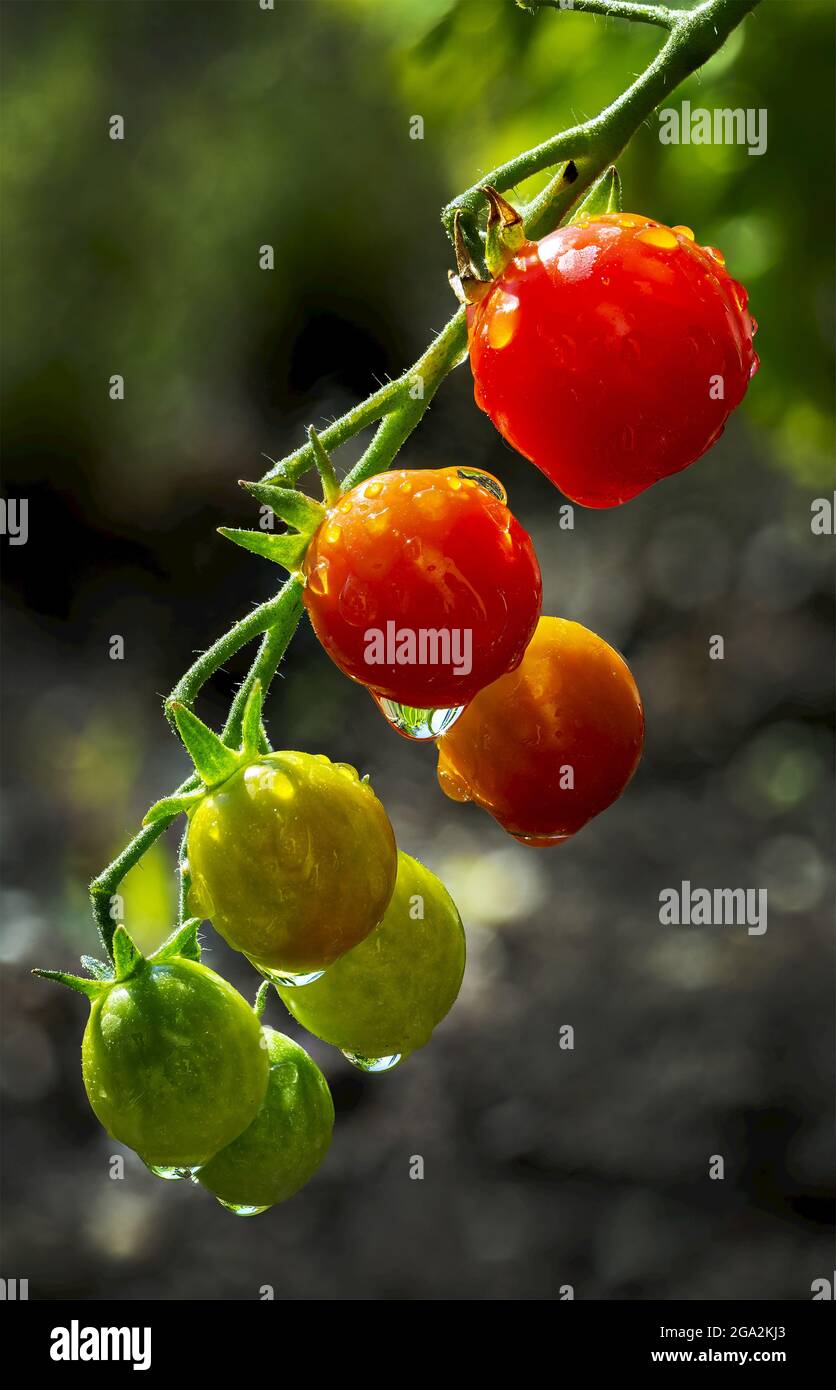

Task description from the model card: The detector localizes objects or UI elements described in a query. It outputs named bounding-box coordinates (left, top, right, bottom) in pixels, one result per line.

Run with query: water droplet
left=364, top=480, right=383, bottom=499
left=749, top=353, right=760, bottom=379
left=704, top=245, right=726, bottom=266
left=365, top=508, right=390, bottom=536
left=372, top=695, right=465, bottom=741
left=512, top=832, right=572, bottom=848
left=306, top=557, right=330, bottom=596
left=145, top=1163, right=201, bottom=1181
left=216, top=1199, right=271, bottom=1217
left=332, top=762, right=360, bottom=782
left=247, top=957, right=326, bottom=987
left=486, top=292, right=520, bottom=349
left=414, top=487, right=447, bottom=519
left=620, top=424, right=636, bottom=453
left=342, top=1051, right=402, bottom=1073
left=750, top=316, right=759, bottom=337
left=672, top=224, right=695, bottom=241
left=337, top=499, right=353, bottom=514
left=637, top=227, right=678, bottom=251
left=454, top=469, right=507, bottom=503
left=324, top=523, right=342, bottom=546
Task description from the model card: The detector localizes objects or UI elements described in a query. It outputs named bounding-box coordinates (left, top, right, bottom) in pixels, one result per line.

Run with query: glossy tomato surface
left=468, top=214, right=758, bottom=507
left=82, top=957, right=268, bottom=1168
left=186, top=751, right=397, bottom=977
left=277, top=851, right=466, bottom=1060
left=436, top=616, right=644, bottom=844
left=302, top=467, right=542, bottom=707
left=198, top=1028, right=334, bottom=1212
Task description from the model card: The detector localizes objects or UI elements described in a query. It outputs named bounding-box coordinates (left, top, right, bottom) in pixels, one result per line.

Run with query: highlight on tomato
left=467, top=205, right=758, bottom=507
left=436, top=616, right=644, bottom=845
left=34, top=922, right=269, bottom=1171
left=276, top=851, right=466, bottom=1071
left=145, top=682, right=398, bottom=985
left=198, top=1027, right=334, bottom=1215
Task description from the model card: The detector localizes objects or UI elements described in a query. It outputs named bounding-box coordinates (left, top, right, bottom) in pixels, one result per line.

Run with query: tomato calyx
left=219, top=427, right=339, bottom=576
left=567, top=165, right=622, bottom=224
left=451, top=165, right=624, bottom=305
left=32, top=919, right=204, bottom=1001
left=483, top=186, right=526, bottom=278
left=448, top=210, right=493, bottom=306
left=145, top=679, right=267, bottom=815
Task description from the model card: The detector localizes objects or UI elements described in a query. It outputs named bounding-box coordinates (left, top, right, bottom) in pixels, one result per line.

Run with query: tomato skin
left=82, top=958, right=268, bottom=1168
left=468, top=214, right=758, bottom=507
left=277, top=851, right=466, bottom=1059
left=302, top=467, right=542, bottom=707
left=436, top=616, right=644, bottom=843
left=198, top=1028, right=334, bottom=1210
left=186, top=751, right=397, bottom=975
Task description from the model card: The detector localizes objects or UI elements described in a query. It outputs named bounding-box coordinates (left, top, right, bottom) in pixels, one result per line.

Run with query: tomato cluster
left=39, top=197, right=756, bottom=1216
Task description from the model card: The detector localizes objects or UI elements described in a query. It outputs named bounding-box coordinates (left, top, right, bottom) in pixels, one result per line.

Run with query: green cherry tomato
left=186, top=752, right=397, bottom=979
left=277, top=851, right=466, bottom=1062
left=198, top=1027, right=334, bottom=1213
left=82, top=957, right=268, bottom=1169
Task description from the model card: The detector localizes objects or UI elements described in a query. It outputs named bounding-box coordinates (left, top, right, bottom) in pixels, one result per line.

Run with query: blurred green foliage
left=2, top=0, right=833, bottom=506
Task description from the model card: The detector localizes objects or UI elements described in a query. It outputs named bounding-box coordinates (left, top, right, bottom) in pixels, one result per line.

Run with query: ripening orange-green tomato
left=436, top=616, right=644, bottom=845
left=186, top=751, right=397, bottom=980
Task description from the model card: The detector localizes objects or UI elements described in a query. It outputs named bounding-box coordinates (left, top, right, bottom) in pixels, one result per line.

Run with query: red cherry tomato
left=436, top=616, right=644, bottom=844
left=302, top=467, right=542, bottom=709
left=468, top=214, right=758, bottom=508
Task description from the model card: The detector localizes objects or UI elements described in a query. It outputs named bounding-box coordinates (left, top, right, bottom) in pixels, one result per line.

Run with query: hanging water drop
left=144, top=1162, right=200, bottom=1182
left=216, top=1199, right=271, bottom=1217
left=247, top=956, right=326, bottom=987
left=342, top=1050, right=402, bottom=1073
left=372, top=695, right=464, bottom=741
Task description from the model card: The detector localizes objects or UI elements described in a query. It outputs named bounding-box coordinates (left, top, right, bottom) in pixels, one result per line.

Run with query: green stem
left=522, top=0, right=677, bottom=26
left=444, top=0, right=760, bottom=240
left=88, top=0, right=758, bottom=962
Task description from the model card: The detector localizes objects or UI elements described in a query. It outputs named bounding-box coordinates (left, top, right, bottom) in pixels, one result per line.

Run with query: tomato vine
left=89, top=0, right=760, bottom=964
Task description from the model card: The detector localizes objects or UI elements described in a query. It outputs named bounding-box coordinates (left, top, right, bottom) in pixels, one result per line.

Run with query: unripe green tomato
left=186, top=752, right=397, bottom=978
left=82, top=957, right=268, bottom=1168
left=277, top=851, right=465, bottom=1060
left=198, top=1027, right=334, bottom=1213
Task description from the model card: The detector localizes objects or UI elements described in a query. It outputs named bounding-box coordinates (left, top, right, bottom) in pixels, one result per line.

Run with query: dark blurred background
left=1, top=0, right=834, bottom=1301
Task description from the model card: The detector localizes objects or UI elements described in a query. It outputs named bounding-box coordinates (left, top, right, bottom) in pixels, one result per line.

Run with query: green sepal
left=483, top=185, right=526, bottom=277
left=570, top=166, right=622, bottom=222
left=240, top=679, right=265, bottom=760
left=253, top=979, right=271, bottom=1020
left=171, top=702, right=242, bottom=789
left=240, top=480, right=325, bottom=534
left=218, top=528, right=311, bottom=573
left=142, top=790, right=204, bottom=827
left=80, top=955, right=114, bottom=981
left=32, top=968, right=105, bottom=1001
left=150, top=918, right=202, bottom=964
left=449, top=210, right=492, bottom=305
left=307, top=426, right=341, bottom=506
left=112, top=925, right=144, bottom=982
